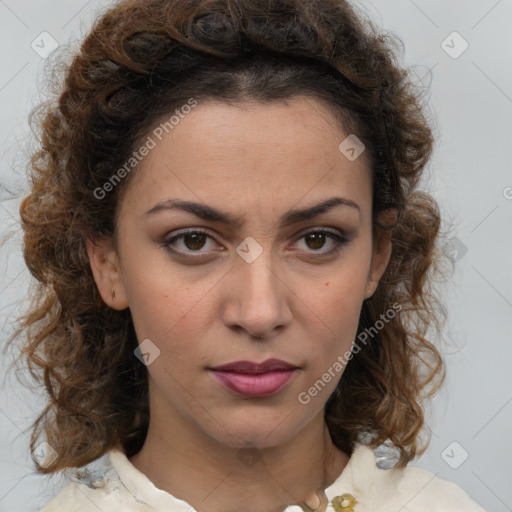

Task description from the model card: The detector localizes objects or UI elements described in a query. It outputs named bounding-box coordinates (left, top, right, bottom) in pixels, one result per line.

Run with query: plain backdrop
left=1, top=1, right=511, bottom=511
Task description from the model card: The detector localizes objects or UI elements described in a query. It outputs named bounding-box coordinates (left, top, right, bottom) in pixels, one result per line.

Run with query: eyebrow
left=143, top=196, right=360, bottom=228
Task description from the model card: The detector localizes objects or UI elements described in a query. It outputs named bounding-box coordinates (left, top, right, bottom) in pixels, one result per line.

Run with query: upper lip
left=210, top=358, right=298, bottom=374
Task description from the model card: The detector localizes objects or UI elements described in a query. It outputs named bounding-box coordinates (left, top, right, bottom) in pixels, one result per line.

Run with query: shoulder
left=391, top=465, right=485, bottom=511
left=37, top=466, right=144, bottom=512
left=350, top=444, right=486, bottom=511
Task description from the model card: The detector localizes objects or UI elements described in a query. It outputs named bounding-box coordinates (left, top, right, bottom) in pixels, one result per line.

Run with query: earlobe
left=85, top=236, right=129, bottom=310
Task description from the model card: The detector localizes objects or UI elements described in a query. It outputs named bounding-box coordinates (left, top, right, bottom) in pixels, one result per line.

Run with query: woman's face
left=88, top=96, right=392, bottom=450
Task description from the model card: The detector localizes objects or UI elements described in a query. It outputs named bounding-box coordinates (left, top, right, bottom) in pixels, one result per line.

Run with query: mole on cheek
left=324, top=282, right=329, bottom=286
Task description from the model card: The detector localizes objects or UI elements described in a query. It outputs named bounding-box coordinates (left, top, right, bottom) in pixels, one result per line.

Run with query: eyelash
left=161, top=228, right=349, bottom=259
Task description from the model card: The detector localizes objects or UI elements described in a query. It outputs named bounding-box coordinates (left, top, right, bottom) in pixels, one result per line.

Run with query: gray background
left=1, top=1, right=511, bottom=510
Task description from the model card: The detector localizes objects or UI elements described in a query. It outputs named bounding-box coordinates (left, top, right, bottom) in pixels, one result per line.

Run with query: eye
left=161, top=229, right=221, bottom=256
left=293, top=229, right=348, bottom=255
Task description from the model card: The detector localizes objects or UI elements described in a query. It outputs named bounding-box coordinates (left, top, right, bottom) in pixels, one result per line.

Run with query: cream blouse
left=39, top=443, right=485, bottom=511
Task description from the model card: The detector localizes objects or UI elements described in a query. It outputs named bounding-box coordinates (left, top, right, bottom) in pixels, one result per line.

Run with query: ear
left=85, top=235, right=129, bottom=310
left=365, top=208, right=397, bottom=299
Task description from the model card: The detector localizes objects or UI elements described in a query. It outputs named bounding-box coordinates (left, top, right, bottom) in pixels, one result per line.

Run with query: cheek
left=120, top=253, right=216, bottom=348
left=298, top=281, right=365, bottom=405
left=312, top=258, right=369, bottom=324
left=314, top=287, right=363, bottom=357
left=303, top=254, right=370, bottom=357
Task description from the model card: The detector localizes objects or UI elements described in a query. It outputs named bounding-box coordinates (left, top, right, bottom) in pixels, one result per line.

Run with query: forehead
left=118, top=96, right=372, bottom=221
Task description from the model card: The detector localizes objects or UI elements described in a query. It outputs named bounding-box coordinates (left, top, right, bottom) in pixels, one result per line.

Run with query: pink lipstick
left=210, top=358, right=298, bottom=398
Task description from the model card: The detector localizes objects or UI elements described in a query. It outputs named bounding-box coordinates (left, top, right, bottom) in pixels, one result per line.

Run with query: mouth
left=209, top=358, right=299, bottom=398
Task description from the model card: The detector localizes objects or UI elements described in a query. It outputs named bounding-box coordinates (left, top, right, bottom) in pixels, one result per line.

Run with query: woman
left=13, top=0, right=485, bottom=510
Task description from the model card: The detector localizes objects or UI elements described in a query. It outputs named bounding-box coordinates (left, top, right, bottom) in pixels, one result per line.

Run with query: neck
left=130, top=405, right=349, bottom=512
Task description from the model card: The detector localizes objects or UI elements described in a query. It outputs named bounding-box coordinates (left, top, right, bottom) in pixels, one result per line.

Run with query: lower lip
left=211, top=369, right=297, bottom=397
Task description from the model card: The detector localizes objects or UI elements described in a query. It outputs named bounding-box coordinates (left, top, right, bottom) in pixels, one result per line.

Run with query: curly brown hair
left=11, top=0, right=445, bottom=473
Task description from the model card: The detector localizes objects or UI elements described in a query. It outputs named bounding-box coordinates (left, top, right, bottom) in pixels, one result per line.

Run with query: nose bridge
left=223, top=239, right=291, bottom=337
left=234, top=241, right=280, bottom=302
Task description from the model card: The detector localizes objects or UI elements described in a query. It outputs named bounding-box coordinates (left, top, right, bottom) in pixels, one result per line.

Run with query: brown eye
left=161, top=229, right=222, bottom=258
left=183, top=232, right=207, bottom=250
left=304, top=232, right=328, bottom=250
left=294, top=229, right=348, bottom=256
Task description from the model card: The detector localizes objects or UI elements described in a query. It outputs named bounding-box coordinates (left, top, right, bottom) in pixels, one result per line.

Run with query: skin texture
left=86, top=96, right=395, bottom=512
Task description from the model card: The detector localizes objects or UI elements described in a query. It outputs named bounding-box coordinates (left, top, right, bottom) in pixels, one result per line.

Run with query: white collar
left=109, top=442, right=379, bottom=511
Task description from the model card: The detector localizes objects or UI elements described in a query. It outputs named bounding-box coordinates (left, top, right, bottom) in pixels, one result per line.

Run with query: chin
left=205, top=409, right=312, bottom=450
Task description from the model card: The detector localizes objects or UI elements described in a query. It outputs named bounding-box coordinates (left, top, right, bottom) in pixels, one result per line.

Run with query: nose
left=220, top=249, right=293, bottom=339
